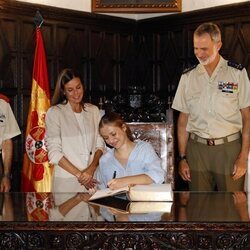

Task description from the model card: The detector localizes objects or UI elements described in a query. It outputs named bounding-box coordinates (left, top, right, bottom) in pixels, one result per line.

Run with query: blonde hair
left=99, top=112, right=134, bottom=142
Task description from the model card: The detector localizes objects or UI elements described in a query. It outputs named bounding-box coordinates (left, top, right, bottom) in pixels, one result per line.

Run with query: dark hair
left=99, top=112, right=134, bottom=142
left=194, top=22, right=221, bottom=43
left=51, top=68, right=85, bottom=106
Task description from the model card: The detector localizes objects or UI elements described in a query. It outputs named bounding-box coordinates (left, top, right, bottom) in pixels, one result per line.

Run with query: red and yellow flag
left=22, top=27, right=53, bottom=192
left=26, top=192, right=54, bottom=221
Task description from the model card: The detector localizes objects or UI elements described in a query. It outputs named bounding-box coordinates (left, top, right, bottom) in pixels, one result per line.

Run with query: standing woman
left=97, top=112, right=165, bottom=190
left=45, top=68, right=105, bottom=192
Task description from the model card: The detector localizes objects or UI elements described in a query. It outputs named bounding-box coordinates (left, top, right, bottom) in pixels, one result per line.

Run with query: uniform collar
left=197, top=56, right=226, bottom=76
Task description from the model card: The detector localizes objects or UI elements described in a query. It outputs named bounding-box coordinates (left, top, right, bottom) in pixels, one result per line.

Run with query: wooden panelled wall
left=0, top=0, right=249, bottom=190
left=137, top=2, right=250, bottom=99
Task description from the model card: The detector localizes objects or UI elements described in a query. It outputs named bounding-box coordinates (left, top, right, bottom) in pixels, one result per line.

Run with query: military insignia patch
left=228, top=61, right=244, bottom=70
left=183, top=64, right=197, bottom=74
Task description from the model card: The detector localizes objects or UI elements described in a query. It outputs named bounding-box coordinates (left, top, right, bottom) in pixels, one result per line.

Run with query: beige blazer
left=45, top=102, right=105, bottom=178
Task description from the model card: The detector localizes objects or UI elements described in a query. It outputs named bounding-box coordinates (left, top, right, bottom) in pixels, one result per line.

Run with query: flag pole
left=34, top=10, right=44, bottom=28
left=21, top=10, right=52, bottom=192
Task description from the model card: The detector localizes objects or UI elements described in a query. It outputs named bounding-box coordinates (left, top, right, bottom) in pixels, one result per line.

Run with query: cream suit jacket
left=45, top=102, right=105, bottom=178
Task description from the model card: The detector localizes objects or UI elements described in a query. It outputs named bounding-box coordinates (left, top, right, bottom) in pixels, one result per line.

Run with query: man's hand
left=179, top=160, right=191, bottom=182
left=233, top=191, right=249, bottom=221
left=0, top=176, right=11, bottom=192
left=232, top=156, right=247, bottom=181
left=1, top=139, right=13, bottom=192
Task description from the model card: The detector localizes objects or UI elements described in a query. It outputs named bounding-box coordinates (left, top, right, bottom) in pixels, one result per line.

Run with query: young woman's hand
left=107, top=177, right=130, bottom=190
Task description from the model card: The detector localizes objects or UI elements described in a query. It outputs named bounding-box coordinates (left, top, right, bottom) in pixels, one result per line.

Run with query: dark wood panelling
left=119, top=33, right=137, bottom=93
left=0, top=0, right=249, bottom=190
left=0, top=0, right=136, bottom=190
left=137, top=2, right=250, bottom=98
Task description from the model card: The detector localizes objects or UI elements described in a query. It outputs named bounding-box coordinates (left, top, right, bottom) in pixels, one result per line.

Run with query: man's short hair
left=194, top=22, right=221, bottom=43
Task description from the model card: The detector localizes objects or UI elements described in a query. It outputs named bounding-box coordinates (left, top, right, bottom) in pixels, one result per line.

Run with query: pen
left=107, top=171, right=117, bottom=188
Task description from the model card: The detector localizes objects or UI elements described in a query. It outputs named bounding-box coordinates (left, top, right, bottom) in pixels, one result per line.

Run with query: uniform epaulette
left=228, top=61, right=244, bottom=70
left=0, top=93, right=10, bottom=103
left=182, top=64, right=197, bottom=74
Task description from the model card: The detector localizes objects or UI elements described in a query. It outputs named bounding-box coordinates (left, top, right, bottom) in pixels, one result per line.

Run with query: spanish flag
left=21, top=27, right=53, bottom=192
left=26, top=192, right=54, bottom=221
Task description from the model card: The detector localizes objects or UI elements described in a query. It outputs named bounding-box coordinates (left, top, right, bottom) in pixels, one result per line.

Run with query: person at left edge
left=45, top=68, right=105, bottom=192
left=0, top=93, right=21, bottom=192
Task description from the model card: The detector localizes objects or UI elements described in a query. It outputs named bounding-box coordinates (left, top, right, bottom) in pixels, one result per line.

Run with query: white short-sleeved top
left=0, top=96, right=21, bottom=150
left=172, top=56, right=250, bottom=138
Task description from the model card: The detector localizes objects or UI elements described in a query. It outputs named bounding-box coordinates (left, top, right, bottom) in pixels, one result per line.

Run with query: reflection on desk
left=89, top=195, right=173, bottom=222
left=0, top=192, right=249, bottom=222
left=99, top=204, right=171, bottom=222
left=1, top=192, right=250, bottom=249
left=177, top=191, right=250, bottom=222
left=25, top=192, right=102, bottom=222
left=100, top=207, right=166, bottom=222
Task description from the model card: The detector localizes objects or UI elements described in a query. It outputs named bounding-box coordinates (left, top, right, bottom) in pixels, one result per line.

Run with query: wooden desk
left=0, top=192, right=249, bottom=249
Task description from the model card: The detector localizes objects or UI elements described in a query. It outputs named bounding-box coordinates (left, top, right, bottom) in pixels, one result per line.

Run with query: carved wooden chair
left=128, top=122, right=175, bottom=187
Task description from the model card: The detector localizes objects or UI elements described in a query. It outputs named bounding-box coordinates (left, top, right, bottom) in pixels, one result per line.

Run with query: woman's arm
left=45, top=107, right=83, bottom=179
left=83, top=149, right=103, bottom=176
left=78, top=149, right=103, bottom=189
left=107, top=174, right=153, bottom=190
left=57, top=156, right=82, bottom=179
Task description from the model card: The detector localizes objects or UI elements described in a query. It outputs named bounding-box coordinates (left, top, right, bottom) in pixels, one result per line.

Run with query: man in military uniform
left=0, top=93, right=21, bottom=192
left=172, top=22, right=250, bottom=191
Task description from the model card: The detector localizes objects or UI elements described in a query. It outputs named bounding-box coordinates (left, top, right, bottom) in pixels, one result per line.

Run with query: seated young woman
left=97, top=112, right=165, bottom=190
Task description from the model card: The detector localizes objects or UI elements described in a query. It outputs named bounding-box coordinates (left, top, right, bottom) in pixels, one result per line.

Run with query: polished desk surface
left=0, top=191, right=249, bottom=223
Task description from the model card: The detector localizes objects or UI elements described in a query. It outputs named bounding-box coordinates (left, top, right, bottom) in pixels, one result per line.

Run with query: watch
left=178, top=155, right=187, bottom=161
left=179, top=204, right=187, bottom=208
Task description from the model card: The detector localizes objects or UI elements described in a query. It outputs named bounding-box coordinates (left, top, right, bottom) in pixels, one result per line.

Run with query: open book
left=89, top=183, right=173, bottom=202
left=88, top=196, right=173, bottom=214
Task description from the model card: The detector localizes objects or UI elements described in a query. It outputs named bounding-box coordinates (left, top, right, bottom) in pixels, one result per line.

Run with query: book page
left=129, top=202, right=173, bottom=214
left=89, top=186, right=129, bottom=201
left=128, top=184, right=173, bottom=201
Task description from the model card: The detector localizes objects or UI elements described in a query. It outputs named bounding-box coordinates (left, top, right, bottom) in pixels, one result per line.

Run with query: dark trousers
left=186, top=137, right=244, bottom=191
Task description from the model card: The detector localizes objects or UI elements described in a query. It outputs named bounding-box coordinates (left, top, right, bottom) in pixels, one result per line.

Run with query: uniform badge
left=0, top=113, right=6, bottom=123
left=218, top=81, right=238, bottom=93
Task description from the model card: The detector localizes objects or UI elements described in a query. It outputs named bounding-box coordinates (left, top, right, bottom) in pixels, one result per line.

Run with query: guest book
left=89, top=184, right=173, bottom=202
left=88, top=195, right=173, bottom=214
